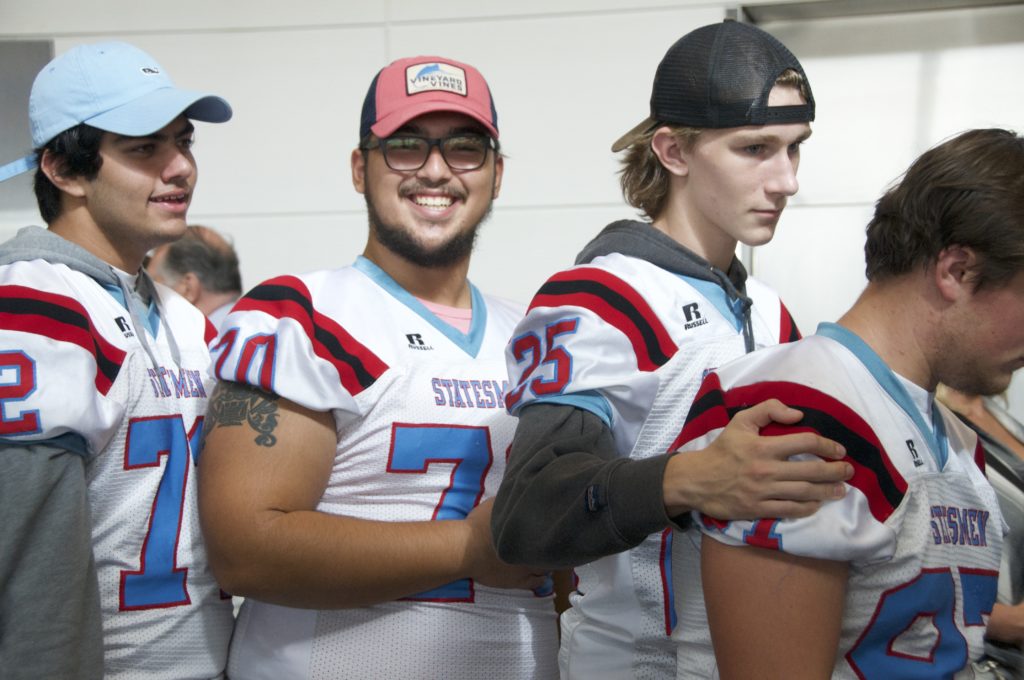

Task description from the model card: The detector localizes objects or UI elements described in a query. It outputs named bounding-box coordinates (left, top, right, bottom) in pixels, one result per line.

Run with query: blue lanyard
left=816, top=322, right=949, bottom=469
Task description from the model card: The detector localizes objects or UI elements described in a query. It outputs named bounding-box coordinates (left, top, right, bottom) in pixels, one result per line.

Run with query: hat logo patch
left=141, top=67, right=161, bottom=75
left=406, top=63, right=467, bottom=97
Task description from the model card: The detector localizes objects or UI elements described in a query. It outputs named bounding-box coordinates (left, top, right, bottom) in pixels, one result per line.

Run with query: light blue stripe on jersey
left=816, top=322, right=949, bottom=469
left=353, top=256, right=488, bottom=358
left=684, top=276, right=745, bottom=332
left=532, top=391, right=614, bottom=428
left=101, top=282, right=160, bottom=337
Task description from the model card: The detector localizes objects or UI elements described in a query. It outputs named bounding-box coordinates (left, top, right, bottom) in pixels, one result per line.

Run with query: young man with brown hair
left=0, top=42, right=233, bottom=679
left=684, top=127, right=1024, bottom=679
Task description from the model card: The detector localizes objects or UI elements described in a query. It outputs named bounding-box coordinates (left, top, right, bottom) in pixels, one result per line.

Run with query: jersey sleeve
left=677, top=370, right=903, bottom=565
left=0, top=266, right=126, bottom=456
left=211, top=274, right=389, bottom=414
left=505, top=265, right=677, bottom=428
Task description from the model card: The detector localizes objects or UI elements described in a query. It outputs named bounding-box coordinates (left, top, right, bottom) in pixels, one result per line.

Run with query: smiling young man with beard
left=0, top=42, right=233, bottom=679
left=198, top=56, right=558, bottom=679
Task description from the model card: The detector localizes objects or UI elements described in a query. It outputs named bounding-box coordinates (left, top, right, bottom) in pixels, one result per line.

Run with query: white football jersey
left=0, top=259, right=232, bottom=678
left=212, top=257, right=557, bottom=680
left=505, top=253, right=799, bottom=679
left=673, top=323, right=1005, bottom=679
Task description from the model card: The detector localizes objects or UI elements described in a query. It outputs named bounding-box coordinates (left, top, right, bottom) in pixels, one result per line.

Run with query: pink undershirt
left=417, top=298, right=472, bottom=334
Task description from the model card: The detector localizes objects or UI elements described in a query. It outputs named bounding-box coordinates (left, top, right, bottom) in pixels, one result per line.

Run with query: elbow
left=204, top=538, right=265, bottom=599
left=490, top=489, right=531, bottom=565
left=492, top=526, right=524, bottom=566
left=199, top=511, right=280, bottom=599
left=492, top=509, right=564, bottom=570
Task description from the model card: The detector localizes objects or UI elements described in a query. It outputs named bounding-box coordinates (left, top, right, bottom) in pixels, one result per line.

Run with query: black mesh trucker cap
left=611, top=20, right=815, bottom=152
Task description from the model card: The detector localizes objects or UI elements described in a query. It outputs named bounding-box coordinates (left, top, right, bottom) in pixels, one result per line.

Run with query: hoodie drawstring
left=115, top=268, right=182, bottom=372
left=708, top=265, right=756, bottom=353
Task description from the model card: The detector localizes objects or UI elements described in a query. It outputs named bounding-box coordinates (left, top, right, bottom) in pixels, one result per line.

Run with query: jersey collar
left=353, top=256, right=488, bottom=357
left=816, top=322, right=949, bottom=469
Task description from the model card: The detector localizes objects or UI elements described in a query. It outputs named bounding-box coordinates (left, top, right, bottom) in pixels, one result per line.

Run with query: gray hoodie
left=0, top=225, right=150, bottom=680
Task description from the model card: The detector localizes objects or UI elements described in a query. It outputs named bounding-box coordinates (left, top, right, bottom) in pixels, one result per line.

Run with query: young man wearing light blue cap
left=0, top=42, right=233, bottom=679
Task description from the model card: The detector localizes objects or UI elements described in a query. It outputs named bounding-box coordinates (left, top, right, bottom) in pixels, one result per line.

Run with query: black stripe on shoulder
left=539, top=278, right=672, bottom=367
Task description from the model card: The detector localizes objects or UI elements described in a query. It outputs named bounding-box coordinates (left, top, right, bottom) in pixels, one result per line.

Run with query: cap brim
left=371, top=99, right=499, bottom=140
left=610, top=117, right=659, bottom=152
left=87, top=87, right=233, bottom=137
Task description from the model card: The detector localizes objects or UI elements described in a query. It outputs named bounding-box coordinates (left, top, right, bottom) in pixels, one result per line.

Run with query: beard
left=364, top=178, right=493, bottom=269
left=939, top=365, right=1012, bottom=398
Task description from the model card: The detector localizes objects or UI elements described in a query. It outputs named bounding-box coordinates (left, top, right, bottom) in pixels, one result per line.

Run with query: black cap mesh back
left=651, top=21, right=814, bottom=129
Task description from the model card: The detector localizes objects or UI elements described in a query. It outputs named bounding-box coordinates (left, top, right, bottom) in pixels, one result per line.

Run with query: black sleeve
left=492, top=403, right=689, bottom=569
left=0, top=445, right=104, bottom=680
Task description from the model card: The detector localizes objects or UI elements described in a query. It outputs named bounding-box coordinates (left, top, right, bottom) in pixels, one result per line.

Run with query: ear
left=650, top=127, right=690, bottom=178
left=178, top=272, right=201, bottom=304
left=491, top=154, right=504, bottom=200
left=351, top=148, right=367, bottom=195
left=933, top=245, right=979, bottom=302
left=40, top=149, right=88, bottom=199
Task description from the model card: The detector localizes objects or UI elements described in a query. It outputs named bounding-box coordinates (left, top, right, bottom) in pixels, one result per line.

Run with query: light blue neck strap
left=816, top=322, right=948, bottom=469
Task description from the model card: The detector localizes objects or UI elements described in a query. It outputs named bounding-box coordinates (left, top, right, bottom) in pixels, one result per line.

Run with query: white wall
left=2, top=0, right=1024, bottom=410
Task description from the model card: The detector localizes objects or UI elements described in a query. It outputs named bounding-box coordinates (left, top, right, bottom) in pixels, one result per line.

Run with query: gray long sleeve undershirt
left=0, top=445, right=104, bottom=679
left=491, top=403, right=690, bottom=570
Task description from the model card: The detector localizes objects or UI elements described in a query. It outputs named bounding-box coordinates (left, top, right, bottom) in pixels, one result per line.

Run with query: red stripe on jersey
left=233, top=276, right=388, bottom=395
left=669, top=373, right=729, bottom=452
left=0, top=284, right=126, bottom=394
left=203, top=318, right=218, bottom=346
left=674, top=375, right=907, bottom=524
left=973, top=439, right=986, bottom=473
left=778, top=300, right=801, bottom=344
left=732, top=381, right=907, bottom=524
left=529, top=267, right=677, bottom=372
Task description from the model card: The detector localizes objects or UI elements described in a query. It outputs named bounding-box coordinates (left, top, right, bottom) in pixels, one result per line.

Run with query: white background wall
left=2, top=0, right=1024, bottom=411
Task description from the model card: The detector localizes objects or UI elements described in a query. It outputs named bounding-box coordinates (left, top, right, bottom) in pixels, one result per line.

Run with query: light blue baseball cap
left=0, top=41, right=232, bottom=182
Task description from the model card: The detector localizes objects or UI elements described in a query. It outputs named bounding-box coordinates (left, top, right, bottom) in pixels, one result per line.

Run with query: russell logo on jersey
left=682, top=303, right=709, bottom=330
left=406, top=333, right=434, bottom=351
left=115, top=316, right=135, bottom=338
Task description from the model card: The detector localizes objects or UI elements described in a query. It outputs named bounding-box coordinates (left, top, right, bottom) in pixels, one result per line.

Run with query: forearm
left=491, top=404, right=675, bottom=569
left=207, top=507, right=484, bottom=608
left=0, top=445, right=103, bottom=679
left=988, top=602, right=1024, bottom=645
left=199, top=382, right=535, bottom=608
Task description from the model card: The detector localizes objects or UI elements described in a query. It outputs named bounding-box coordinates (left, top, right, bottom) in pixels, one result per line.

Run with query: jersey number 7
left=387, top=423, right=493, bottom=603
left=120, top=415, right=204, bottom=610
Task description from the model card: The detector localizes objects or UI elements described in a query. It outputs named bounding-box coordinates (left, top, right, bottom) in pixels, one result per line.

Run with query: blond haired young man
left=492, top=20, right=850, bottom=678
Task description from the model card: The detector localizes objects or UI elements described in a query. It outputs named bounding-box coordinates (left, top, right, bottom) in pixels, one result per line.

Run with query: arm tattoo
left=205, top=381, right=281, bottom=447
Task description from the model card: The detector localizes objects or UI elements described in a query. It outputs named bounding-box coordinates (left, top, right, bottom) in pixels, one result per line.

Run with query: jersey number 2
left=120, top=415, right=203, bottom=610
left=388, top=423, right=492, bottom=602
left=0, top=351, right=41, bottom=435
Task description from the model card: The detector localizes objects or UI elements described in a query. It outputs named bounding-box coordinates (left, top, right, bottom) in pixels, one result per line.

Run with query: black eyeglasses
left=363, top=133, right=497, bottom=172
